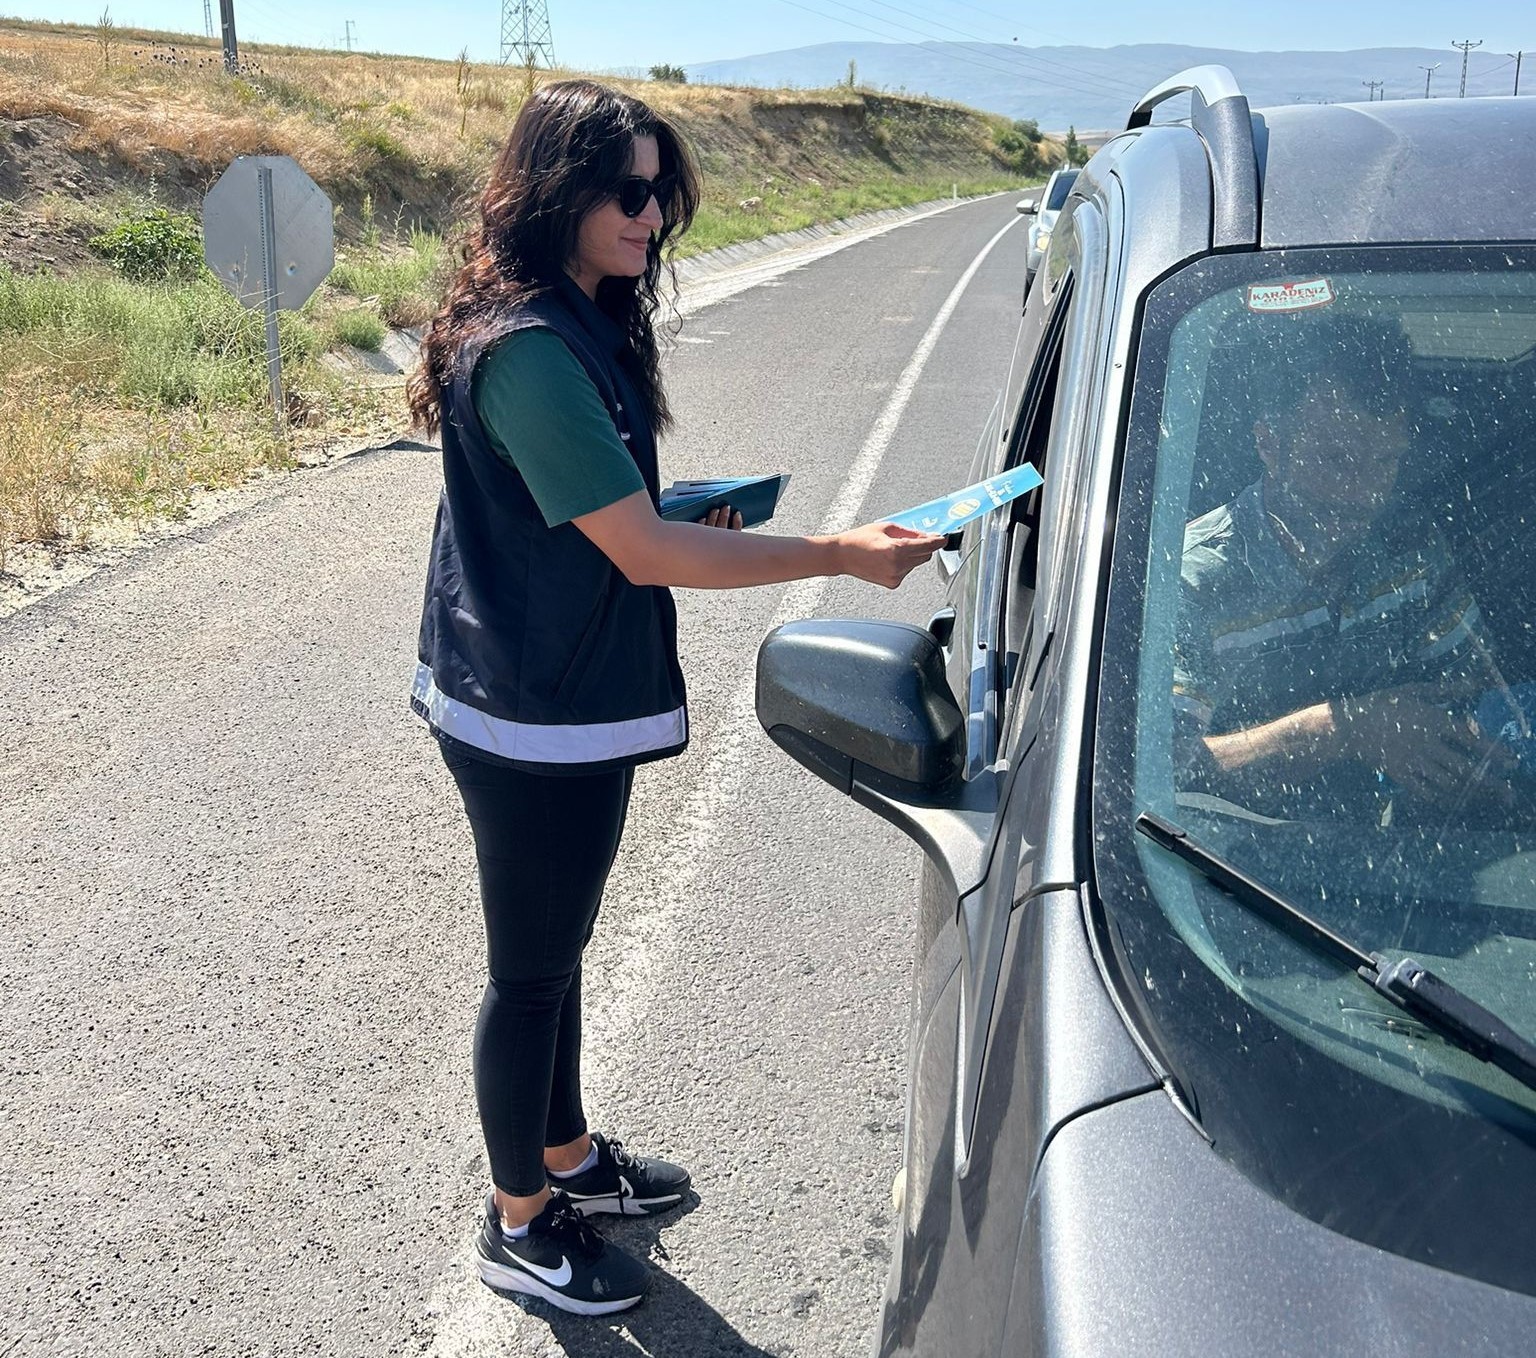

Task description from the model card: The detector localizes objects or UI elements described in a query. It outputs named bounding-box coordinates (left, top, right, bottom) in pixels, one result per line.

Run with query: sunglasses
left=613, top=174, right=677, bottom=218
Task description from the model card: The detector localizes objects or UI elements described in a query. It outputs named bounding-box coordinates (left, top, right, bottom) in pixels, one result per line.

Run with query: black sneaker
left=553, top=1131, right=691, bottom=1217
left=475, top=1189, right=649, bottom=1315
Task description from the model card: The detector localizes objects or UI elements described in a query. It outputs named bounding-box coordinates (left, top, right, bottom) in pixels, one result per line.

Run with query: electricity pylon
left=1453, top=38, right=1483, bottom=98
left=501, top=0, right=555, bottom=68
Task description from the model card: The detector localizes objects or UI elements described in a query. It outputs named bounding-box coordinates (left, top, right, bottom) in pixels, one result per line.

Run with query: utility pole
left=500, top=0, right=555, bottom=67
left=1452, top=38, right=1482, bottom=97
left=344, top=19, right=355, bottom=51
left=1419, top=62, right=1440, bottom=98
left=218, top=0, right=238, bottom=73
left=1362, top=79, right=1384, bottom=102
left=203, top=0, right=213, bottom=39
left=1509, top=51, right=1524, bottom=97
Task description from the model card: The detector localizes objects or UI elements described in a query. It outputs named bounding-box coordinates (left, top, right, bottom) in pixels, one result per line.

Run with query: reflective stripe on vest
left=412, top=662, right=686, bottom=765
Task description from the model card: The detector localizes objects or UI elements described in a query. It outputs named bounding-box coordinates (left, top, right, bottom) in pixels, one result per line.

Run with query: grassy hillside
left=0, top=17, right=1051, bottom=576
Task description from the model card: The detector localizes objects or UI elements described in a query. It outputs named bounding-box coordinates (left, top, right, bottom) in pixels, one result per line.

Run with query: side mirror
left=1016, top=198, right=1039, bottom=216
left=756, top=619, right=997, bottom=899
left=755, top=619, right=962, bottom=795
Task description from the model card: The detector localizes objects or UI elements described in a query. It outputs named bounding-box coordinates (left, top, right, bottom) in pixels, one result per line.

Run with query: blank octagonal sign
left=203, top=155, right=334, bottom=310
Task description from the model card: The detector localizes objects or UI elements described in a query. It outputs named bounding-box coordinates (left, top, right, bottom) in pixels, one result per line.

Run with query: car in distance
left=1016, top=167, right=1078, bottom=294
left=757, top=68, right=1536, bottom=1355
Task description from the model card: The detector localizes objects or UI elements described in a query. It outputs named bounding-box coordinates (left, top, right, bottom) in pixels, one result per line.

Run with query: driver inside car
left=1171, top=312, right=1525, bottom=822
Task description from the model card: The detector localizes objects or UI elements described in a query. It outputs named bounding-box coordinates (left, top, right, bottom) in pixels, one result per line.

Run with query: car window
left=1092, top=245, right=1536, bottom=1286
left=1044, top=170, right=1078, bottom=212
left=998, top=200, right=1108, bottom=748
left=992, top=281, right=1069, bottom=713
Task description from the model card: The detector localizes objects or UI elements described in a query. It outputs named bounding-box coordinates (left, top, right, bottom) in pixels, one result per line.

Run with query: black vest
left=412, top=281, right=688, bottom=774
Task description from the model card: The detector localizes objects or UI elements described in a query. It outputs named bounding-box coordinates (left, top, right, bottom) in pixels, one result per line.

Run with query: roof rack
left=1127, top=64, right=1260, bottom=250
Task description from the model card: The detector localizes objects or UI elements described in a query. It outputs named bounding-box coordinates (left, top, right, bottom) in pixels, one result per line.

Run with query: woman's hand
left=574, top=491, right=941, bottom=590
left=833, top=521, right=945, bottom=589
left=703, top=505, right=745, bottom=531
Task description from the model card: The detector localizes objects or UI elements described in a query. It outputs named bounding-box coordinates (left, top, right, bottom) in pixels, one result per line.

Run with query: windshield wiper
left=1135, top=811, right=1536, bottom=1098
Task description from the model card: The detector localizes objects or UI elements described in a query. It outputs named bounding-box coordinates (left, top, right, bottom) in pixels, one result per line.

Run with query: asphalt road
left=0, top=194, right=1026, bottom=1357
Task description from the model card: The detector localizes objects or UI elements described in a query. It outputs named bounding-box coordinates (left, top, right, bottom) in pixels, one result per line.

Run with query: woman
left=406, top=79, right=941, bottom=1316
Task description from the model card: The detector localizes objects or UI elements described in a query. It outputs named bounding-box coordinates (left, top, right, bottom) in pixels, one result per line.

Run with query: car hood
left=1006, top=1088, right=1536, bottom=1355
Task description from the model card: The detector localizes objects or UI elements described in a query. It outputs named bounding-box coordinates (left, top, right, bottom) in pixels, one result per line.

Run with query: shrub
left=648, top=64, right=687, bottom=83
left=332, top=308, right=386, bottom=351
left=328, top=229, right=443, bottom=328
left=89, top=209, right=205, bottom=283
left=995, top=119, right=1047, bottom=177
left=345, top=122, right=409, bottom=164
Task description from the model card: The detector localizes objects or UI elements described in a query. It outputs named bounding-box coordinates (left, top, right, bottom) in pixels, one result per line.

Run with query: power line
left=234, top=0, right=333, bottom=51
left=844, top=0, right=1147, bottom=99
left=934, top=0, right=1083, bottom=48
left=769, top=0, right=1143, bottom=106
left=769, top=0, right=1092, bottom=93
left=795, top=0, right=1095, bottom=91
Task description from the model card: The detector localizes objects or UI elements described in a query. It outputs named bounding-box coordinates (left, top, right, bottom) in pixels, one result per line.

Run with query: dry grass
left=0, top=352, right=400, bottom=574
left=0, top=18, right=1028, bottom=232
left=0, top=391, right=87, bottom=572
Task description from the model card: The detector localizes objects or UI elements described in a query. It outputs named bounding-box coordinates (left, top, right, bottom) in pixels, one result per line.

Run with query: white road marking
left=422, top=206, right=1021, bottom=1356
left=675, top=195, right=1005, bottom=317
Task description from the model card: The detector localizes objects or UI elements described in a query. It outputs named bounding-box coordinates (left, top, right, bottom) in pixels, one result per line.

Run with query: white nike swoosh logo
left=516, top=1253, right=573, bottom=1287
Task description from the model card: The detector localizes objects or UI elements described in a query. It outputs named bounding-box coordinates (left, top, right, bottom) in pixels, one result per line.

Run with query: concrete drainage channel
left=328, top=191, right=1009, bottom=379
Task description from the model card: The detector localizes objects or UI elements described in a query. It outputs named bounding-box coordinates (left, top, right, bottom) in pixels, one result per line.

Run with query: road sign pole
left=257, top=165, right=286, bottom=439
left=204, top=155, right=333, bottom=426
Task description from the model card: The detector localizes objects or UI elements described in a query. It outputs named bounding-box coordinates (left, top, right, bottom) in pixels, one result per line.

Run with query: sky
left=5, top=0, right=1532, bottom=72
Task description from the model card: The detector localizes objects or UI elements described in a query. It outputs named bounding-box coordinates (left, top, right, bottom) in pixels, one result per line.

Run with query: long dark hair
left=408, top=79, right=699, bottom=437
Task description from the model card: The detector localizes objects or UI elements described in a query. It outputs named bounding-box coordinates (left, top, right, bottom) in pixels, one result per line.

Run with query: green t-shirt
left=471, top=328, right=645, bottom=528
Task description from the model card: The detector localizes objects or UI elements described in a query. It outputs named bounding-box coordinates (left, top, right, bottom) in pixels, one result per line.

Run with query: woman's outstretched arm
left=573, top=489, right=942, bottom=590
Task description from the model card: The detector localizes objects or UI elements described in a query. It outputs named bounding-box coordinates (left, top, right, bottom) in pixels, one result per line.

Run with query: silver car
left=759, top=66, right=1536, bottom=1354
left=1017, top=167, right=1078, bottom=293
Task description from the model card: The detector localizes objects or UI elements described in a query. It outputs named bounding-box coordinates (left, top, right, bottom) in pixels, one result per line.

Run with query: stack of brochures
left=659, top=473, right=790, bottom=527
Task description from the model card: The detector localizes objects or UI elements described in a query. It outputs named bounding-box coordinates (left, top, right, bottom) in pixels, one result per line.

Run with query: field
left=0, top=17, right=1051, bottom=577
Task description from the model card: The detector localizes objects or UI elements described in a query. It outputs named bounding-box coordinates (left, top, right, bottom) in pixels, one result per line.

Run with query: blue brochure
left=886, top=465, right=1044, bottom=534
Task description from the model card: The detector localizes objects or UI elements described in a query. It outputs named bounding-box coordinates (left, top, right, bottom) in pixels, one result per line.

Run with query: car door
left=940, top=237, right=1077, bottom=781
left=880, top=195, right=1131, bottom=1357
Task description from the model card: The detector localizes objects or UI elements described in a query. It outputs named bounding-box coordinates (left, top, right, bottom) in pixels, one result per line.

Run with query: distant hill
left=687, top=42, right=1526, bottom=131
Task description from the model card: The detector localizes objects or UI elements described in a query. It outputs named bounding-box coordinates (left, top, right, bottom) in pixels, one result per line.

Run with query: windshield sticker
left=1245, top=278, right=1336, bottom=313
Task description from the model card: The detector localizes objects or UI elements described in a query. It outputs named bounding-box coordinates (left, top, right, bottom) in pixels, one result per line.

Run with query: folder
left=660, top=473, right=790, bottom=528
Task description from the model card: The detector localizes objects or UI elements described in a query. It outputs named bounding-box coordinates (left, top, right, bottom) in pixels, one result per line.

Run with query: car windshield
left=1044, top=171, right=1077, bottom=212
left=1092, top=245, right=1536, bottom=1288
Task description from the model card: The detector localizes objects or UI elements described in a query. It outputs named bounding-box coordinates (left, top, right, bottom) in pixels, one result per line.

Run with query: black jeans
left=441, top=740, right=635, bottom=1196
